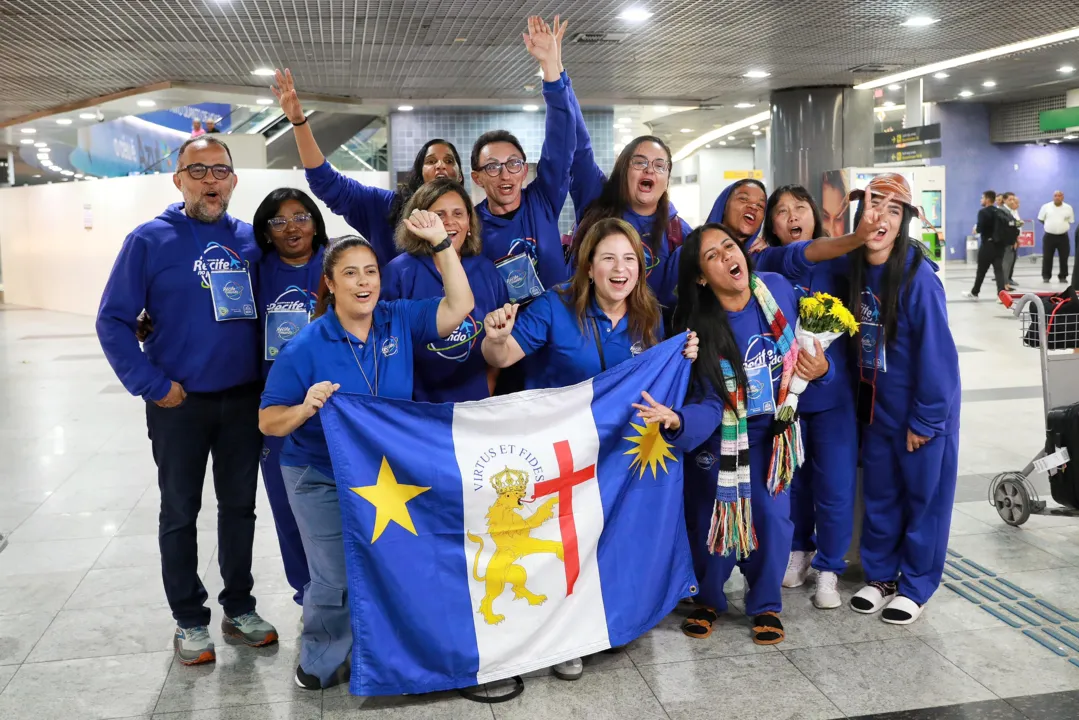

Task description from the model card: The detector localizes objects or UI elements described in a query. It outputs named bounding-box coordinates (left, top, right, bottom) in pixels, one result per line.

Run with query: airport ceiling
left=2, top=0, right=1079, bottom=126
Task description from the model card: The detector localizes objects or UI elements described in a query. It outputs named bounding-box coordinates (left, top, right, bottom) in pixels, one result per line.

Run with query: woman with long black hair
left=271, top=68, right=465, bottom=266
left=842, top=173, right=960, bottom=625
left=634, top=222, right=830, bottom=646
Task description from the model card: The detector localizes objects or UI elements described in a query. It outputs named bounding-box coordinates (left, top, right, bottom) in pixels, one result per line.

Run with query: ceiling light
left=933, top=72, right=949, bottom=79
left=79, top=112, right=96, bottom=119
left=397, top=105, right=414, bottom=112
left=752, top=130, right=762, bottom=136
left=856, top=27, right=1079, bottom=89
left=256, top=98, right=274, bottom=105
left=37, top=146, right=50, bottom=152
left=1060, top=65, right=1076, bottom=74
left=617, top=116, right=631, bottom=123
left=680, top=128, right=692, bottom=133
left=32, top=174, right=41, bottom=178
left=61, top=170, right=74, bottom=176
left=888, top=84, right=902, bottom=90
left=734, top=102, right=755, bottom=109
left=750, top=124, right=759, bottom=130
left=901, top=16, right=939, bottom=27
left=727, top=135, right=736, bottom=140
left=882, top=101, right=896, bottom=108
left=1051, top=139, right=1063, bottom=144
left=982, top=80, right=996, bottom=88
left=719, top=141, right=727, bottom=146
left=1065, top=134, right=1078, bottom=140
left=653, top=104, right=668, bottom=112
left=74, top=173, right=84, bottom=179
left=673, top=110, right=771, bottom=162
left=33, top=142, right=46, bottom=148
left=618, top=8, right=653, bottom=22
left=959, top=90, right=974, bottom=97
left=751, top=143, right=756, bottom=148
left=137, top=100, right=156, bottom=107
left=20, top=138, right=33, bottom=145
left=20, top=128, right=36, bottom=134
left=705, top=144, right=712, bottom=149
left=251, top=67, right=275, bottom=76
left=744, top=70, right=770, bottom=78
left=36, top=153, right=49, bottom=160
left=55, top=118, right=72, bottom=125
left=522, top=104, right=539, bottom=112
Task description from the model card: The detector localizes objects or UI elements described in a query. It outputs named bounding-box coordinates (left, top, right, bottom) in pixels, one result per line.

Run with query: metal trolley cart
left=990, top=291, right=1079, bottom=525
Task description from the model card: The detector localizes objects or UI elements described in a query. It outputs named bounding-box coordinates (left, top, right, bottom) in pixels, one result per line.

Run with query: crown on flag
left=490, top=466, right=529, bottom=495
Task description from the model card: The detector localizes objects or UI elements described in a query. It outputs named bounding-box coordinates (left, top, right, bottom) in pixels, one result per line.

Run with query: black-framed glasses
left=178, top=163, right=234, bottom=180
left=267, top=213, right=313, bottom=231
left=629, top=156, right=670, bottom=175
left=477, top=158, right=525, bottom=176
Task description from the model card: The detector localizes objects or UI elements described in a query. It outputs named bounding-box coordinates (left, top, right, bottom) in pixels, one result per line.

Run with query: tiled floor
left=3, top=262, right=1079, bottom=719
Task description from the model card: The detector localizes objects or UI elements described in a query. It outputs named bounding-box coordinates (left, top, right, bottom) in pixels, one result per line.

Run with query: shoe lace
left=184, top=626, right=210, bottom=642
left=231, top=611, right=260, bottom=626
left=817, top=572, right=838, bottom=592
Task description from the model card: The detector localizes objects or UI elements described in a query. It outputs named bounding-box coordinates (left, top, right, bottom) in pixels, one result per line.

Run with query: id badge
left=495, top=254, right=545, bottom=305
left=265, top=310, right=309, bottom=360
left=208, top=270, right=257, bottom=322
left=859, top=323, right=887, bottom=371
left=745, top=364, right=776, bottom=417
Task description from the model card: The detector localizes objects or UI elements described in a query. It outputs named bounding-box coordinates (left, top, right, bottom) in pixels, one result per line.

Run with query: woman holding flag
left=259, top=214, right=474, bottom=690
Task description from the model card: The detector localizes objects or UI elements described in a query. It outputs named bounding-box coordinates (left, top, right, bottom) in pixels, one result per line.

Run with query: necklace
left=346, top=335, right=378, bottom=396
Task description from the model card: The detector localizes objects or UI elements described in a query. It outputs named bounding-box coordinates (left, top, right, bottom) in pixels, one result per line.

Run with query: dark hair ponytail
left=313, top=234, right=377, bottom=318
left=671, top=222, right=754, bottom=411
left=846, top=205, right=922, bottom=343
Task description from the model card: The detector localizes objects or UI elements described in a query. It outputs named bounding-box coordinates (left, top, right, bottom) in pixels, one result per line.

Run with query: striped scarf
left=708, top=274, right=804, bottom=559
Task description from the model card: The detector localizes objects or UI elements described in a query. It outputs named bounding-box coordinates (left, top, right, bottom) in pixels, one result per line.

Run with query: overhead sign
left=1039, top=107, right=1079, bottom=132
left=874, top=144, right=942, bottom=164
left=874, top=123, right=940, bottom=147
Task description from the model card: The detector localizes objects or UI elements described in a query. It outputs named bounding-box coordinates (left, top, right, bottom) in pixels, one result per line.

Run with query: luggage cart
left=989, top=292, right=1079, bottom=525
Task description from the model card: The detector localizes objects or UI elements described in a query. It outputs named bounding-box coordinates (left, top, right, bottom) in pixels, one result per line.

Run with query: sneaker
left=782, top=550, right=813, bottom=588
left=222, top=611, right=279, bottom=647
left=295, top=659, right=350, bottom=690
left=552, top=657, right=583, bottom=681
left=850, top=581, right=897, bottom=614
left=174, top=626, right=215, bottom=666
left=812, top=571, right=842, bottom=609
left=963, top=291, right=979, bottom=300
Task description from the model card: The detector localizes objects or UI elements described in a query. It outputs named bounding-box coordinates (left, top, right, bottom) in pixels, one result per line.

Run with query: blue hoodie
left=304, top=162, right=399, bottom=266
left=706, top=180, right=766, bottom=247
left=96, top=203, right=262, bottom=402
left=563, top=73, right=691, bottom=307
left=851, top=248, right=960, bottom=437
left=476, top=76, right=575, bottom=290
left=256, top=246, right=325, bottom=378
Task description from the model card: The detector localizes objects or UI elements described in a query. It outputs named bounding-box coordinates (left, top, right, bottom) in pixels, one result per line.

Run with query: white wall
left=697, top=148, right=757, bottom=214
left=0, top=169, right=390, bottom=315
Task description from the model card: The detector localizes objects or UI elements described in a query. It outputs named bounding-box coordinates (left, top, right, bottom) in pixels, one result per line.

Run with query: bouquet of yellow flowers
left=777, top=292, right=860, bottom=421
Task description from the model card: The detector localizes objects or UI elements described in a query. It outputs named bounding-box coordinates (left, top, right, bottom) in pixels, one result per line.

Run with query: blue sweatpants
left=261, top=436, right=310, bottom=605
left=860, top=428, right=959, bottom=605
left=684, top=438, right=792, bottom=616
left=789, top=403, right=858, bottom=574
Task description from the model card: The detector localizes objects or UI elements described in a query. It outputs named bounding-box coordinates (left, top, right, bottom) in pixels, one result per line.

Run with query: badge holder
left=208, top=270, right=257, bottom=322
left=495, top=254, right=544, bottom=306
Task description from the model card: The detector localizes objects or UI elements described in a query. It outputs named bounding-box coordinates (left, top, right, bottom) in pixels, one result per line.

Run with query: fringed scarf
left=708, top=274, right=804, bottom=559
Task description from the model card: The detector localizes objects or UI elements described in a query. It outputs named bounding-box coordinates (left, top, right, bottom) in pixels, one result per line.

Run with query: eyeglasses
left=267, top=213, right=313, bottom=231
left=178, top=163, right=234, bottom=180
left=477, top=158, right=525, bottom=176
left=629, top=156, right=670, bottom=174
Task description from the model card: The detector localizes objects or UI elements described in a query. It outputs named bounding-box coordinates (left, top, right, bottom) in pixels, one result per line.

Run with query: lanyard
left=589, top=317, right=607, bottom=372
left=346, top=335, right=379, bottom=396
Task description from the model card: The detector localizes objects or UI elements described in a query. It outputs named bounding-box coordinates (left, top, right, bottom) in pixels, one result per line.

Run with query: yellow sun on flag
left=623, top=422, right=678, bottom=480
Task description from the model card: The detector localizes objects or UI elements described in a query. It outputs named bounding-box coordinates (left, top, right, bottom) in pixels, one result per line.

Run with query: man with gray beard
left=96, top=136, right=277, bottom=666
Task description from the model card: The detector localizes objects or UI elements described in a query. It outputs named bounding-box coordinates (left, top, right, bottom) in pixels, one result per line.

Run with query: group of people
left=95, top=14, right=961, bottom=694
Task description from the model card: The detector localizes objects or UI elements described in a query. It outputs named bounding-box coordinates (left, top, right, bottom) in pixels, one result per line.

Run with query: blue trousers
left=280, top=465, right=352, bottom=685
left=789, top=404, right=858, bottom=574
left=684, top=438, right=792, bottom=615
left=260, top=436, right=310, bottom=605
left=860, top=428, right=959, bottom=605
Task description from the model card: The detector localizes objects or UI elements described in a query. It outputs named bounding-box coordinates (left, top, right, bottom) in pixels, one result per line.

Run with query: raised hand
left=484, top=303, right=519, bottom=344
left=631, top=391, right=681, bottom=430
left=523, top=14, right=567, bottom=76
left=302, top=381, right=340, bottom=418
left=271, top=69, right=305, bottom=124
left=855, top=192, right=896, bottom=244
left=403, top=209, right=449, bottom=247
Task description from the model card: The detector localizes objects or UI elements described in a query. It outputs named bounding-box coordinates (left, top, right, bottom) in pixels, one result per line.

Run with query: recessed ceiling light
left=750, top=124, right=759, bottom=130
left=727, top=135, right=736, bottom=141
left=654, top=104, right=668, bottom=112
left=680, top=128, right=692, bottom=133
left=1051, top=139, right=1063, bottom=144
left=1060, top=65, right=1076, bottom=74
left=137, top=100, right=156, bottom=107
left=882, top=101, right=896, bottom=108
left=55, top=118, right=72, bottom=125
left=744, top=70, right=770, bottom=78
left=79, top=112, right=96, bottom=119
left=735, top=102, right=755, bottom=109
left=1065, top=134, right=1078, bottom=140
left=751, top=143, right=756, bottom=148
left=888, top=83, right=902, bottom=90
left=719, top=141, right=727, bottom=146
left=959, top=90, right=974, bottom=97
left=61, top=170, right=74, bottom=176
left=618, top=8, right=653, bottom=22
left=397, top=105, right=414, bottom=112
left=20, top=128, right=36, bottom=134
left=933, top=72, right=949, bottom=79
left=33, top=142, right=47, bottom=148
left=256, top=98, right=274, bottom=105
left=901, top=16, right=939, bottom=27
left=251, top=68, right=275, bottom=76
left=36, top=153, right=49, bottom=160
left=705, top=144, right=712, bottom=149
left=522, top=104, right=539, bottom=112
left=32, top=174, right=41, bottom=178
left=982, top=80, right=996, bottom=88
left=752, top=130, right=762, bottom=136
left=20, top=138, right=33, bottom=145
left=617, top=116, right=632, bottom=123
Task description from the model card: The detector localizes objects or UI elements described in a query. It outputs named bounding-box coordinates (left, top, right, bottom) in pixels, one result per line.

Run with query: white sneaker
left=552, top=657, right=583, bottom=681
left=963, top=291, right=979, bottom=300
left=812, top=571, right=842, bottom=609
left=782, top=551, right=813, bottom=588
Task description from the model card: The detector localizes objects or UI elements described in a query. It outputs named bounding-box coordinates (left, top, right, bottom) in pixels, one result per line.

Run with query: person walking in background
left=191, top=119, right=205, bottom=137
left=997, top=193, right=1022, bottom=290
left=1038, top=190, right=1074, bottom=284
left=205, top=119, right=221, bottom=134
left=965, top=190, right=1005, bottom=300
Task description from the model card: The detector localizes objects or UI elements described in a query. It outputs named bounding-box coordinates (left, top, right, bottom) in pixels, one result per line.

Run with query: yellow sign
left=722, top=170, right=764, bottom=180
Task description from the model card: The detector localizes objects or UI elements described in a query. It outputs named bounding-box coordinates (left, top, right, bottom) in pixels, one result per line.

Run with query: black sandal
left=681, top=607, right=718, bottom=639
left=752, top=612, right=785, bottom=645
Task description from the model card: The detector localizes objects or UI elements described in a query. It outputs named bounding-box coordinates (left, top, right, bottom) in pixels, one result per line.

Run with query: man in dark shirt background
left=966, top=190, right=1006, bottom=300
left=998, top=192, right=1023, bottom=290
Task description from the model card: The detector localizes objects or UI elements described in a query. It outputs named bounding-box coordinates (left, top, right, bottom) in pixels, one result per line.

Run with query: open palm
left=271, top=69, right=305, bottom=124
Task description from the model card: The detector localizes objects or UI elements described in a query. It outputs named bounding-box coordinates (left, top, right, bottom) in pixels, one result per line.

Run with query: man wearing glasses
left=470, top=15, right=575, bottom=295
left=96, top=136, right=277, bottom=667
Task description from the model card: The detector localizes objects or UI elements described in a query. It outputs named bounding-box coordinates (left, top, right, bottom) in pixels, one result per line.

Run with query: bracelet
left=291, top=116, right=308, bottom=127
left=432, top=236, right=452, bottom=253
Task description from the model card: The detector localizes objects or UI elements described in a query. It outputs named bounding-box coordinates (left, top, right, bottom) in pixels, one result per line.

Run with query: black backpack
left=1023, top=286, right=1079, bottom=350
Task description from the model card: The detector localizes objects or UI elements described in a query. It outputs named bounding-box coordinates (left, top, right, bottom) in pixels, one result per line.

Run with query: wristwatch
left=432, top=236, right=452, bottom=253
